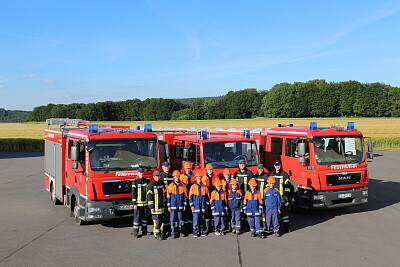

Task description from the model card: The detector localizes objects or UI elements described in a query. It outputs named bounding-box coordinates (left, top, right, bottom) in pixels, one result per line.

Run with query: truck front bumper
left=297, top=186, right=368, bottom=209
left=81, top=199, right=135, bottom=222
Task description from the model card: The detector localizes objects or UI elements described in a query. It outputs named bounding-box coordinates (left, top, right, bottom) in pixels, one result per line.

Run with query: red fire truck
left=218, top=122, right=374, bottom=209
left=154, top=129, right=260, bottom=178
left=44, top=119, right=161, bottom=224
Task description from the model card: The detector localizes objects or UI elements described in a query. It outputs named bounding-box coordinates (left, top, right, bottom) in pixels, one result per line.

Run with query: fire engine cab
left=44, top=119, right=160, bottom=224
left=154, top=129, right=260, bottom=177
left=218, top=122, right=373, bottom=209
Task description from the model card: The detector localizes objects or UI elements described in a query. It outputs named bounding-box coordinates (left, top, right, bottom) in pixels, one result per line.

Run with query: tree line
left=0, top=108, right=30, bottom=122
left=26, top=80, right=400, bottom=122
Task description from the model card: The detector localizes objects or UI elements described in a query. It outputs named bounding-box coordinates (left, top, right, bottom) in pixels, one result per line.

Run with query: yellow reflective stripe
left=261, top=181, right=265, bottom=191
left=155, top=188, right=159, bottom=211
left=138, top=186, right=142, bottom=202
left=244, top=176, right=248, bottom=192
left=279, top=181, right=283, bottom=196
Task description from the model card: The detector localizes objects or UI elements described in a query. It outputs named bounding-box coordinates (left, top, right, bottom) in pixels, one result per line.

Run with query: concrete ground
left=0, top=151, right=399, bottom=267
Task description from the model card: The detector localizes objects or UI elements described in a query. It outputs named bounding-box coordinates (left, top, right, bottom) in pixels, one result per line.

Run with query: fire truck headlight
left=87, top=214, right=104, bottom=219
left=362, top=190, right=368, bottom=196
left=313, top=195, right=324, bottom=200
left=88, top=207, right=102, bottom=213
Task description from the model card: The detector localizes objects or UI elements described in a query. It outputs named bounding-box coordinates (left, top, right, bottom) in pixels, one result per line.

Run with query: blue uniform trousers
left=266, top=208, right=280, bottom=233
left=230, top=210, right=241, bottom=232
left=193, top=212, right=205, bottom=234
left=213, top=215, right=225, bottom=232
left=170, top=210, right=184, bottom=235
left=247, top=215, right=262, bottom=234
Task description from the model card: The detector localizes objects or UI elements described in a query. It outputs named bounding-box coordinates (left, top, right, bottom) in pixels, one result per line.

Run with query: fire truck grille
left=102, top=180, right=132, bottom=195
left=326, top=171, right=361, bottom=186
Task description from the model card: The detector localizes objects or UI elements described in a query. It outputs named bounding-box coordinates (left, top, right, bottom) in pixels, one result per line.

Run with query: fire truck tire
left=72, top=196, right=87, bottom=225
left=50, top=182, right=62, bottom=205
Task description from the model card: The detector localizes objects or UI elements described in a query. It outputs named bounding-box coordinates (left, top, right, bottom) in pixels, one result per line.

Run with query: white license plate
left=117, top=204, right=134, bottom=210
left=338, top=193, right=352, bottom=199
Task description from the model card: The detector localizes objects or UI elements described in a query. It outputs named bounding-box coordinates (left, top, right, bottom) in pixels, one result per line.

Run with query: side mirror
left=70, top=145, right=80, bottom=161
left=367, top=139, right=374, bottom=160
left=71, top=162, right=79, bottom=169
left=297, top=142, right=306, bottom=156
left=182, top=146, right=189, bottom=160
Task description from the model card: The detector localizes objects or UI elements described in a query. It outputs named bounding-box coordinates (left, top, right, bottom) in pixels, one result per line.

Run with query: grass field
left=0, top=118, right=399, bottom=151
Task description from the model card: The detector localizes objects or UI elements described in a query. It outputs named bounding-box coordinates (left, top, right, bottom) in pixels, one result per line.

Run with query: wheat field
left=0, top=118, right=399, bottom=151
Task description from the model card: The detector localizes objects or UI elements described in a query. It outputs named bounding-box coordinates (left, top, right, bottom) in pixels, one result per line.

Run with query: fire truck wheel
left=50, top=182, right=61, bottom=205
left=72, top=199, right=87, bottom=225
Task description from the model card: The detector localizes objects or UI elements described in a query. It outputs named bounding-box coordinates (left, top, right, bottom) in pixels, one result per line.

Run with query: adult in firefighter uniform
left=253, top=164, right=269, bottom=230
left=270, top=160, right=292, bottom=232
left=132, top=168, right=150, bottom=238
left=160, top=161, right=173, bottom=236
left=234, top=159, right=254, bottom=193
left=147, top=170, right=166, bottom=240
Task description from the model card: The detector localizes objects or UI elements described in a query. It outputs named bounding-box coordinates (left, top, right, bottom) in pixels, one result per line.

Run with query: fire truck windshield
left=203, top=141, right=259, bottom=168
left=89, top=139, right=158, bottom=171
left=312, top=136, right=364, bottom=165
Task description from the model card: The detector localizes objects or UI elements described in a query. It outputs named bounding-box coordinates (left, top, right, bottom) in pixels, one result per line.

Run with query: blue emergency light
left=201, top=131, right=208, bottom=139
left=144, top=124, right=152, bottom=132
left=136, top=126, right=141, bottom=130
left=89, top=124, right=98, bottom=133
left=347, top=122, right=355, bottom=129
left=310, top=122, right=318, bottom=130
left=244, top=130, right=251, bottom=138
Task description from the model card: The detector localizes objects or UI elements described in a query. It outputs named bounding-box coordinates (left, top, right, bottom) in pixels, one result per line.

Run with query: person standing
left=270, top=160, right=292, bottom=233
left=131, top=168, right=150, bottom=238
left=189, top=172, right=210, bottom=237
left=227, top=178, right=243, bottom=234
left=167, top=170, right=188, bottom=239
left=180, top=161, right=194, bottom=235
left=264, top=176, right=281, bottom=237
left=233, top=159, right=254, bottom=193
left=160, top=161, right=173, bottom=237
left=147, top=170, right=166, bottom=240
left=210, top=180, right=227, bottom=236
left=243, top=179, right=264, bottom=238
left=203, top=163, right=215, bottom=234
left=253, top=164, right=269, bottom=231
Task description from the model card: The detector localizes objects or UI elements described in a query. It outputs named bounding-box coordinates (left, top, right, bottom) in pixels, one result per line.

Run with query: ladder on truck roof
left=46, top=118, right=90, bottom=129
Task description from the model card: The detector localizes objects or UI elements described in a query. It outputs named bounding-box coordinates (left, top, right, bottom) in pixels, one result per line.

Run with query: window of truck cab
left=88, top=138, right=158, bottom=171
left=203, top=141, right=259, bottom=168
left=312, top=135, right=364, bottom=165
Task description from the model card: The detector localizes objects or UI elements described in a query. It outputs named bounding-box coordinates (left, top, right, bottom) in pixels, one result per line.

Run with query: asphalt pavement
left=0, top=151, right=399, bottom=267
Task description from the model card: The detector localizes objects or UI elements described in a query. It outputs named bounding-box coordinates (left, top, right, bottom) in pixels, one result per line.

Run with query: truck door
left=66, top=137, right=87, bottom=197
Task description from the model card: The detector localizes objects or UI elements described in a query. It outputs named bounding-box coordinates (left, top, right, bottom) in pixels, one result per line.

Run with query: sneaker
left=193, top=233, right=198, bottom=238
left=215, top=232, right=220, bottom=236
left=258, top=234, right=265, bottom=239
left=201, top=232, right=207, bottom=237
left=275, top=231, right=281, bottom=237
left=172, top=234, right=178, bottom=239
left=220, top=231, right=225, bottom=236
left=251, top=233, right=256, bottom=237
left=232, top=230, right=236, bottom=234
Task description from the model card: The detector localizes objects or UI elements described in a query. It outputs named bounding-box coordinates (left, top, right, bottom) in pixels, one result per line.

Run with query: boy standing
left=264, top=176, right=282, bottom=237
left=227, top=178, right=243, bottom=234
left=189, top=172, right=210, bottom=237
left=243, top=179, right=264, bottom=238
left=210, top=180, right=227, bottom=236
left=167, top=170, right=188, bottom=239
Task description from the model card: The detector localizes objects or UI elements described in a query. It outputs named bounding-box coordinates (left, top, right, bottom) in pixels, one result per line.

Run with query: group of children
left=132, top=161, right=289, bottom=240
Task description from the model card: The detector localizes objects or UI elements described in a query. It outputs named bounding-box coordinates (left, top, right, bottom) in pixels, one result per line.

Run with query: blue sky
left=1, top=0, right=400, bottom=110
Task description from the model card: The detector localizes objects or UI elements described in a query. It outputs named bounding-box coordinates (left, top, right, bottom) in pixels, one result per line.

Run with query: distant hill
left=0, top=108, right=31, bottom=122
left=174, top=96, right=223, bottom=105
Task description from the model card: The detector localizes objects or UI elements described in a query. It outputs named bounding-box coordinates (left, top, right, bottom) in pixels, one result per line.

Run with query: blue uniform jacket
left=210, top=189, right=227, bottom=216
left=167, top=182, right=188, bottom=211
left=227, top=189, right=243, bottom=211
left=189, top=183, right=210, bottom=213
left=264, top=188, right=282, bottom=210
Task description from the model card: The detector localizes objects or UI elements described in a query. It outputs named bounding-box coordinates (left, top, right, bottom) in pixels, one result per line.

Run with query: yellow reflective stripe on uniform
left=138, top=186, right=142, bottom=201
left=279, top=181, right=283, bottom=196
left=261, top=181, right=265, bottom=191
left=244, top=176, right=248, bottom=192
left=155, top=188, right=159, bottom=211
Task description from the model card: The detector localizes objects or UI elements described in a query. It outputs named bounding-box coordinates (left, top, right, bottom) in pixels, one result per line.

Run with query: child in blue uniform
left=264, top=176, right=281, bottom=237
